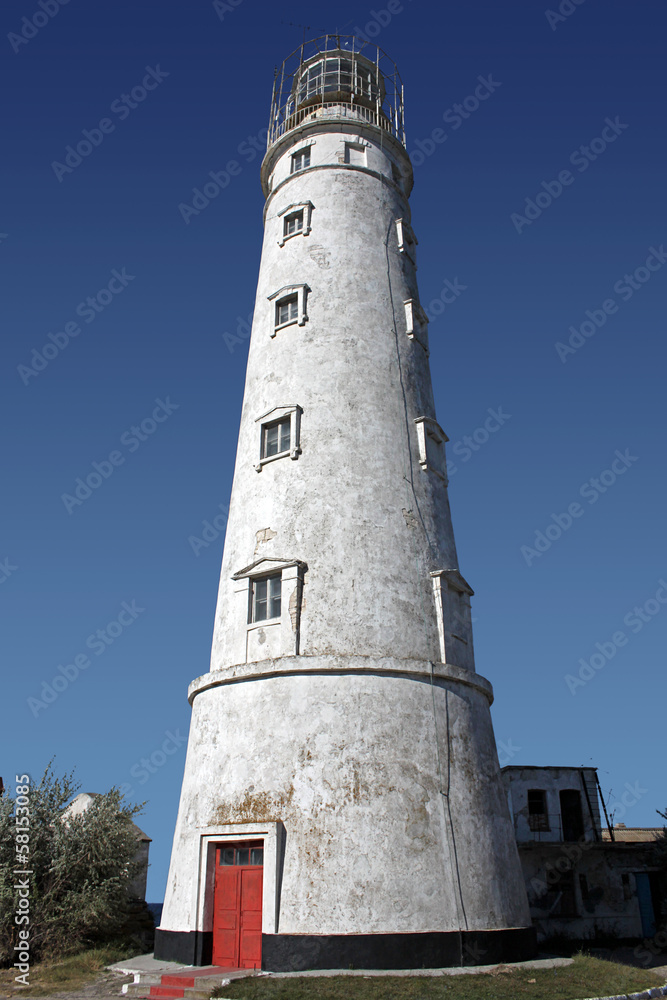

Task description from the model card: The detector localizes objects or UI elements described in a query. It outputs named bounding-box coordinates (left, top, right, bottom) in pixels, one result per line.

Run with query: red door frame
left=212, top=842, right=264, bottom=969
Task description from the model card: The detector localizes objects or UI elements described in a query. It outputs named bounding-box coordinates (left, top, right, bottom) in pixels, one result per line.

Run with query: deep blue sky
left=3, top=0, right=666, bottom=902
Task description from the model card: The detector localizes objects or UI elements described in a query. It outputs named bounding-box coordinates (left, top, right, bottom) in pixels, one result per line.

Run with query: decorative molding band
left=188, top=655, right=494, bottom=705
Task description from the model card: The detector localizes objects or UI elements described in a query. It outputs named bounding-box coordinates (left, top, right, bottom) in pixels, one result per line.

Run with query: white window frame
left=414, top=416, right=448, bottom=482
left=396, top=218, right=417, bottom=262
left=249, top=572, right=282, bottom=625
left=277, top=201, right=314, bottom=247
left=255, top=404, right=302, bottom=471
left=344, top=141, right=367, bottom=166
left=291, top=145, right=312, bottom=173
left=232, top=558, right=308, bottom=657
left=431, top=568, right=475, bottom=670
left=268, top=284, right=309, bottom=335
left=404, top=298, right=429, bottom=353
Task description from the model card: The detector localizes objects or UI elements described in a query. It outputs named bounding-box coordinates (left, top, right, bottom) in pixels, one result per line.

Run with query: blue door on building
left=634, top=873, right=656, bottom=937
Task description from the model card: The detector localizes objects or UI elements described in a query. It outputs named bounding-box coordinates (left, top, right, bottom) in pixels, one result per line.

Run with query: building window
left=276, top=295, right=298, bottom=327
left=431, top=569, right=475, bottom=671
left=560, top=789, right=585, bottom=842
left=218, top=843, right=264, bottom=867
left=344, top=142, right=366, bottom=166
left=277, top=202, right=314, bottom=246
left=255, top=404, right=302, bottom=471
left=528, top=789, right=550, bottom=832
left=396, top=219, right=417, bottom=262
left=251, top=574, right=281, bottom=623
left=284, top=211, right=303, bottom=237
left=233, top=558, right=308, bottom=658
left=404, top=298, right=428, bottom=352
left=268, top=284, right=310, bottom=334
left=414, top=416, right=448, bottom=481
left=291, top=148, right=310, bottom=173
left=262, top=417, right=290, bottom=459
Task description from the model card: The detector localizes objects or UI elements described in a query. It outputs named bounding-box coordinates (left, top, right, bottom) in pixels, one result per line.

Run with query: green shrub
left=0, top=762, right=146, bottom=965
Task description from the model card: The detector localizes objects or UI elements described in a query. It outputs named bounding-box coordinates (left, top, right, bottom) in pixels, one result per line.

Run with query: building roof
left=501, top=765, right=598, bottom=772
left=601, top=825, right=664, bottom=843
left=63, top=792, right=151, bottom=842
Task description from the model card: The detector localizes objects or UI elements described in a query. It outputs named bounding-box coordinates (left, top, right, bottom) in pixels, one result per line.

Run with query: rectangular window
left=560, top=789, right=585, bottom=842
left=528, top=789, right=550, bottom=831
left=291, top=149, right=310, bottom=173
left=276, top=295, right=298, bottom=327
left=262, top=417, right=291, bottom=458
left=284, top=211, right=304, bottom=237
left=252, top=574, right=281, bottom=622
left=218, top=843, right=264, bottom=867
left=344, top=142, right=366, bottom=166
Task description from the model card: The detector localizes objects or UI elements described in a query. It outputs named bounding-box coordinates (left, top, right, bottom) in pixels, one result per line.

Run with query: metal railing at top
left=268, top=100, right=399, bottom=147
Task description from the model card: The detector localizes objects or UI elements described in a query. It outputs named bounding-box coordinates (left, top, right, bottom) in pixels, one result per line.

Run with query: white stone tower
left=156, top=36, right=534, bottom=971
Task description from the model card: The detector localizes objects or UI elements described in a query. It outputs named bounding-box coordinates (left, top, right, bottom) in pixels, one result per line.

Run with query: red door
left=212, top=843, right=263, bottom=969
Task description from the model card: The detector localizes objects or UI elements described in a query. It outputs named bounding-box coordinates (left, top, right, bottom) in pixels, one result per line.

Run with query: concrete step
left=123, top=968, right=253, bottom=999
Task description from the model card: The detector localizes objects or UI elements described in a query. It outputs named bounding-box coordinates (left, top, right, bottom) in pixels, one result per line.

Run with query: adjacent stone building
left=502, top=766, right=665, bottom=944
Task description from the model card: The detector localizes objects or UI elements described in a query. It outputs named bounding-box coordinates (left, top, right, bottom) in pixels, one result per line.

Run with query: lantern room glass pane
left=297, top=56, right=379, bottom=104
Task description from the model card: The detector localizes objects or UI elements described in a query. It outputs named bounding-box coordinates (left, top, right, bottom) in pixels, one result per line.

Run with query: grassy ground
left=0, top=945, right=138, bottom=997
left=216, top=954, right=666, bottom=1000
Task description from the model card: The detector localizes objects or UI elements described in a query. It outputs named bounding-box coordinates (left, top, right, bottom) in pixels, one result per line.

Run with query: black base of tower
left=154, top=926, right=537, bottom=970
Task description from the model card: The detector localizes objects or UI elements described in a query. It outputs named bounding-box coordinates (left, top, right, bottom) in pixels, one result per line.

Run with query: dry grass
left=0, top=945, right=138, bottom=997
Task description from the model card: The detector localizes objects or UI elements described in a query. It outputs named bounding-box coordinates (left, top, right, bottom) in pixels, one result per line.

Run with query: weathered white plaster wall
left=210, top=125, right=457, bottom=671
left=160, top=101, right=532, bottom=946
left=162, top=659, right=530, bottom=934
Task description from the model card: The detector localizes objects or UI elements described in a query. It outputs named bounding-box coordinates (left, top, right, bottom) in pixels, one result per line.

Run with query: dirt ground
left=0, top=970, right=133, bottom=1000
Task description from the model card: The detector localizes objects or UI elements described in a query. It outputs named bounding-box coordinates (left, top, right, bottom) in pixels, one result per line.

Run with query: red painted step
left=161, top=976, right=195, bottom=987
left=148, top=988, right=185, bottom=998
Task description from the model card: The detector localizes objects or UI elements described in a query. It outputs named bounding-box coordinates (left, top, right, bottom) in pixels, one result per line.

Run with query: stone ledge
left=188, top=656, right=494, bottom=705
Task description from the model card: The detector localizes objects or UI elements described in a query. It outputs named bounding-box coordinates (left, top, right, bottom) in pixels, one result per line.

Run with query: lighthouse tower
left=155, top=36, right=534, bottom=971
